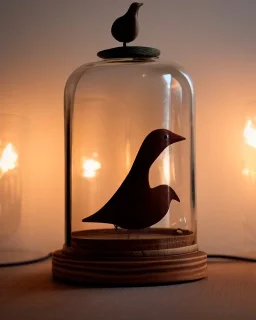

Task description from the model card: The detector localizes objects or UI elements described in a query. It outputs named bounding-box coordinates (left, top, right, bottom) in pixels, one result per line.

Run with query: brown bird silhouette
left=82, top=129, right=185, bottom=229
left=111, top=2, right=143, bottom=47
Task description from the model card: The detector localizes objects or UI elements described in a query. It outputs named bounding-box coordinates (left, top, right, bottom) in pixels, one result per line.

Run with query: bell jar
left=52, top=2, right=207, bottom=286
left=0, top=112, right=52, bottom=266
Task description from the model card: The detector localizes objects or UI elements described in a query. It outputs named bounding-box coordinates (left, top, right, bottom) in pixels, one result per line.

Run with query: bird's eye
left=164, top=134, right=168, bottom=140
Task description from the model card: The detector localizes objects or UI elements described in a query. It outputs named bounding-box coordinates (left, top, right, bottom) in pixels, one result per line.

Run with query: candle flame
left=0, top=143, right=18, bottom=176
left=244, top=120, right=256, bottom=148
left=82, top=158, right=101, bottom=179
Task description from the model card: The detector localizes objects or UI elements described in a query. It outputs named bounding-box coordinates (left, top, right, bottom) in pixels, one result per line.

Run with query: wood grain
left=52, top=229, right=206, bottom=286
left=52, top=249, right=207, bottom=286
left=71, top=228, right=195, bottom=251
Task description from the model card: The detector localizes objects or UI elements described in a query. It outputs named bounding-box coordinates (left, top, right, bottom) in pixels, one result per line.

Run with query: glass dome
left=52, top=2, right=206, bottom=286
left=52, top=56, right=207, bottom=285
left=66, top=58, right=195, bottom=238
left=0, top=113, right=52, bottom=265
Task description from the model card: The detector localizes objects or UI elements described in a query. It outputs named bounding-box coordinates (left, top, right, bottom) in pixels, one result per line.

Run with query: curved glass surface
left=64, top=58, right=195, bottom=245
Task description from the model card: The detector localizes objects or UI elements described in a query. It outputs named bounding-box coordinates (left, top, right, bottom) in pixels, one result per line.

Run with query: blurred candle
left=82, top=157, right=101, bottom=179
left=242, top=117, right=256, bottom=257
left=242, top=118, right=256, bottom=181
left=0, top=143, right=18, bottom=178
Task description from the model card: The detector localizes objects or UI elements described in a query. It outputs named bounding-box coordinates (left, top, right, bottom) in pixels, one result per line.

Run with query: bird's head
left=142, top=129, right=186, bottom=161
left=127, top=2, right=143, bottom=16
left=131, top=129, right=185, bottom=172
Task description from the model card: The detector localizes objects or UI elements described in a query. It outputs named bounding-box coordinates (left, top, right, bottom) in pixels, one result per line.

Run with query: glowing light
left=244, top=120, right=256, bottom=148
left=0, top=143, right=18, bottom=177
left=82, top=158, right=101, bottom=179
left=242, top=168, right=250, bottom=176
left=242, top=167, right=256, bottom=180
left=242, top=119, right=256, bottom=180
left=163, top=74, right=171, bottom=89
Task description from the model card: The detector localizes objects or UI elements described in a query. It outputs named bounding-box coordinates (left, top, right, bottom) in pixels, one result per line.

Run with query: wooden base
left=52, top=229, right=207, bottom=286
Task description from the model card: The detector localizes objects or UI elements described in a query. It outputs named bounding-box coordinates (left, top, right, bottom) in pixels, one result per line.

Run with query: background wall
left=0, top=0, right=256, bottom=256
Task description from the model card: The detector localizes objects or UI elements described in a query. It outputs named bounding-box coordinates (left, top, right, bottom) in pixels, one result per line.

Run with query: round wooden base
left=52, top=229, right=207, bottom=286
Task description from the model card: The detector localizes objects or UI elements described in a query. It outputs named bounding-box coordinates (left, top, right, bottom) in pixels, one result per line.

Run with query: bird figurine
left=82, top=129, right=185, bottom=229
left=111, top=2, right=143, bottom=47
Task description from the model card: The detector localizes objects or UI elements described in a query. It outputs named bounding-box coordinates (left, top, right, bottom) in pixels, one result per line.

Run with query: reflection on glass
left=170, top=216, right=188, bottom=229
left=82, top=155, right=101, bottom=179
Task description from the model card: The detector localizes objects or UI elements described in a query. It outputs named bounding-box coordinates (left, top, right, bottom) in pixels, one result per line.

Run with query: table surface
left=0, top=259, right=256, bottom=320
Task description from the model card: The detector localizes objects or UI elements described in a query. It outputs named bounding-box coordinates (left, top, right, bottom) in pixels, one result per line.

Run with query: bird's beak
left=170, top=132, right=186, bottom=144
left=138, top=3, right=143, bottom=7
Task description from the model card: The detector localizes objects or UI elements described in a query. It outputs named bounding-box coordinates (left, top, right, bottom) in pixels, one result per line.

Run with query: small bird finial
left=111, top=2, right=143, bottom=47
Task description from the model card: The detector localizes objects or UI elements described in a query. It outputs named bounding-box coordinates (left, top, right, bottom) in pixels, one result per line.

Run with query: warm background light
left=82, top=158, right=101, bottom=179
left=242, top=119, right=256, bottom=182
left=1, top=0, right=256, bottom=256
left=244, top=120, right=256, bottom=149
left=0, top=143, right=18, bottom=177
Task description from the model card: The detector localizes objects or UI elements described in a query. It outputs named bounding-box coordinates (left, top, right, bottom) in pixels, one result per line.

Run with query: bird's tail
left=82, top=214, right=101, bottom=223
left=82, top=209, right=110, bottom=224
left=171, top=188, right=180, bottom=202
left=82, top=216, right=95, bottom=223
